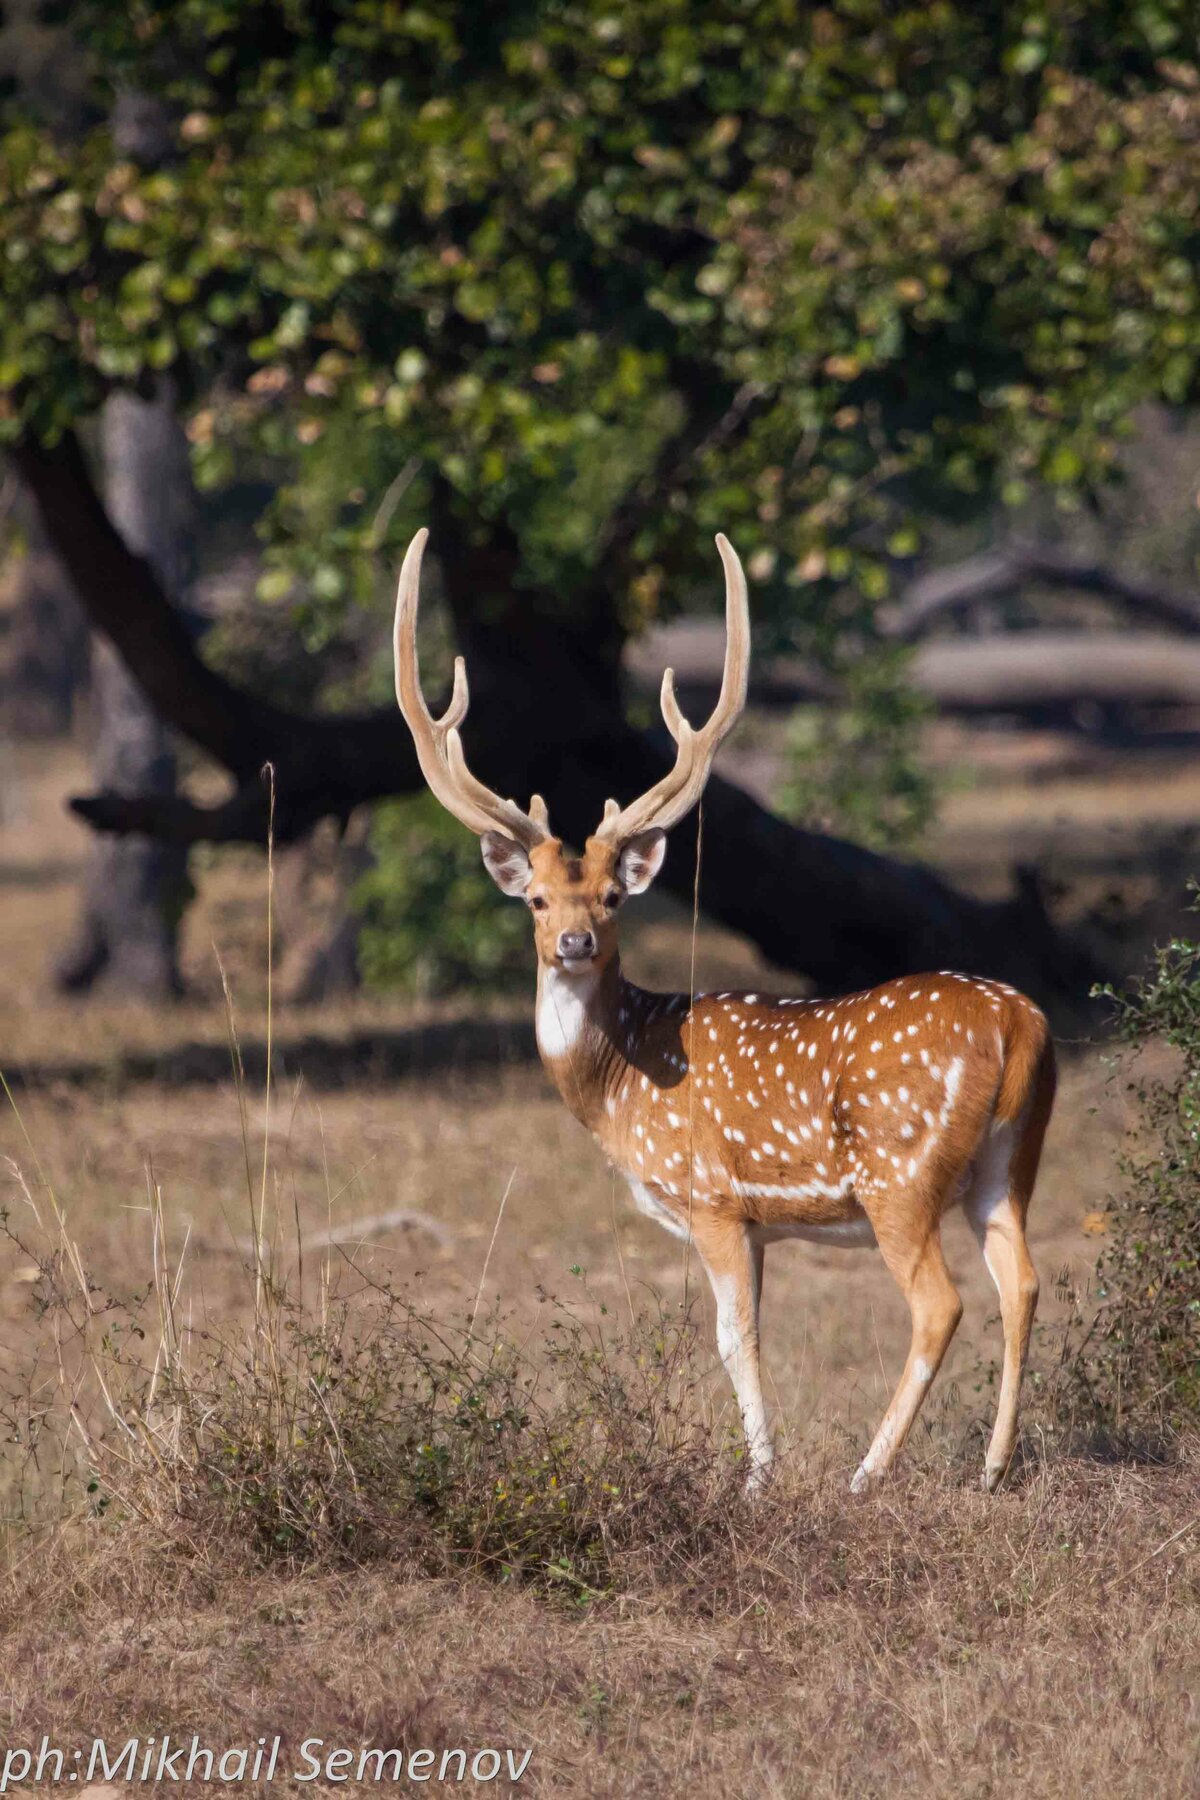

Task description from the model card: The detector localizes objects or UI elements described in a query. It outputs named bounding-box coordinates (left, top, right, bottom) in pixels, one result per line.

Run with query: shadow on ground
left=2, top=1016, right=540, bottom=1093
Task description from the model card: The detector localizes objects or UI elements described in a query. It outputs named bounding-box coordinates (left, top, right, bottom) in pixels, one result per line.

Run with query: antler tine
left=393, top=528, right=551, bottom=848
left=595, top=532, right=750, bottom=843
left=442, top=655, right=469, bottom=730
left=659, top=666, right=690, bottom=744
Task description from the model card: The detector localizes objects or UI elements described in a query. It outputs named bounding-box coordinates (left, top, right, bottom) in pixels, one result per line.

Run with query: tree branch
left=70, top=709, right=1094, bottom=1006
left=15, top=428, right=429, bottom=835
left=596, top=362, right=770, bottom=578
left=16, top=429, right=1100, bottom=1012
left=13, top=431, right=288, bottom=776
left=68, top=786, right=277, bottom=845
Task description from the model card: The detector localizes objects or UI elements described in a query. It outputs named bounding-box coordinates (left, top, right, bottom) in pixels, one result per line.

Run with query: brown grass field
left=0, top=741, right=1198, bottom=1796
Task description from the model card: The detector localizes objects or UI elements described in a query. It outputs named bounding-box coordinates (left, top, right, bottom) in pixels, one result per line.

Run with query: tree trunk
left=1, top=503, right=88, bottom=739
left=54, top=387, right=192, bottom=997
left=55, top=88, right=192, bottom=999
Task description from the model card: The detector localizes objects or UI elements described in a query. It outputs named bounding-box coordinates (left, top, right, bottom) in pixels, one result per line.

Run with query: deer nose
left=557, top=930, right=596, bottom=963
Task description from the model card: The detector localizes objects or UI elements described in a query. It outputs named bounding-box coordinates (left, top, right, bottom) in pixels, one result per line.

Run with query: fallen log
left=627, top=626, right=1200, bottom=716
left=913, top=632, right=1200, bottom=713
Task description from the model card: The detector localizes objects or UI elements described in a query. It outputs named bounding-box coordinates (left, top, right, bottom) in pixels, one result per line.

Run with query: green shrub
left=353, top=794, right=530, bottom=997
left=199, top=1294, right=730, bottom=1589
left=1067, top=919, right=1200, bottom=1444
left=776, top=649, right=938, bottom=854
left=57, top=1261, right=739, bottom=1594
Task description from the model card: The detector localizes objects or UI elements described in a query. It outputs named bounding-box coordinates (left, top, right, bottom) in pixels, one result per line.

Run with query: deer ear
left=481, top=832, right=533, bottom=897
left=617, top=828, right=667, bottom=895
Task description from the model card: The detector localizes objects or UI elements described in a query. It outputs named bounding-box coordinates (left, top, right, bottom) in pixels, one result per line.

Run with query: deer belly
left=750, top=1215, right=877, bottom=1249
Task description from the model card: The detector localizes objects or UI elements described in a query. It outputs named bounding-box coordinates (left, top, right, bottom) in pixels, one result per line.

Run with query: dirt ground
left=0, top=738, right=1197, bottom=1796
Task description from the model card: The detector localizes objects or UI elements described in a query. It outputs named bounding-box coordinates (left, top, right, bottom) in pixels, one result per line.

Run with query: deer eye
left=529, top=894, right=548, bottom=912
left=604, top=888, right=623, bottom=910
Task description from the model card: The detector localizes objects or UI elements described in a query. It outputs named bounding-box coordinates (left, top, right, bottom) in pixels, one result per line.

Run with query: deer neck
left=535, top=959, right=639, bottom=1130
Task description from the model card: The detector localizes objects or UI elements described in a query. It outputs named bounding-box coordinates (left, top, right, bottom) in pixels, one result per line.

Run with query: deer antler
left=593, top=534, right=750, bottom=843
left=393, top=529, right=552, bottom=848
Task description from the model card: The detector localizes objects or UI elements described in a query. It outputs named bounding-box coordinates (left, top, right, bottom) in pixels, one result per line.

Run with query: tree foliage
left=3, top=1, right=1199, bottom=661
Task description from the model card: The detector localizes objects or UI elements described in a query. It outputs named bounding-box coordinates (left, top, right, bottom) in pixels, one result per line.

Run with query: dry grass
left=2, top=1458, right=1197, bottom=1797
left=0, top=741, right=1197, bottom=1794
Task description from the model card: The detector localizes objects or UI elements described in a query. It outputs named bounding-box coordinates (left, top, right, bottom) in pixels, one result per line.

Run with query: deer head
left=392, top=528, right=750, bottom=979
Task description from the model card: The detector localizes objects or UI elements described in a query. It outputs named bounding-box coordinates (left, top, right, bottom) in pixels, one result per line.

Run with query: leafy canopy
left=3, top=1, right=1199, bottom=645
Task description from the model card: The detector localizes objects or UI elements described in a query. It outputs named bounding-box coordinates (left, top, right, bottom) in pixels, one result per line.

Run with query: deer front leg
left=693, top=1218, right=773, bottom=1492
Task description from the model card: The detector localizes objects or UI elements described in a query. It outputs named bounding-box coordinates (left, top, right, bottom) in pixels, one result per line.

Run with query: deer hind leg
left=964, top=1121, right=1041, bottom=1493
left=850, top=1220, right=963, bottom=1494
left=692, top=1217, right=773, bottom=1492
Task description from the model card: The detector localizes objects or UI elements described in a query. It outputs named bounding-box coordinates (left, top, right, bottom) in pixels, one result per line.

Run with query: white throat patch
left=536, top=967, right=597, bottom=1059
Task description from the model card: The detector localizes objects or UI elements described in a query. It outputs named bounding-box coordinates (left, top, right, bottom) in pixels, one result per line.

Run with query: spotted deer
left=393, top=528, right=1056, bottom=1495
